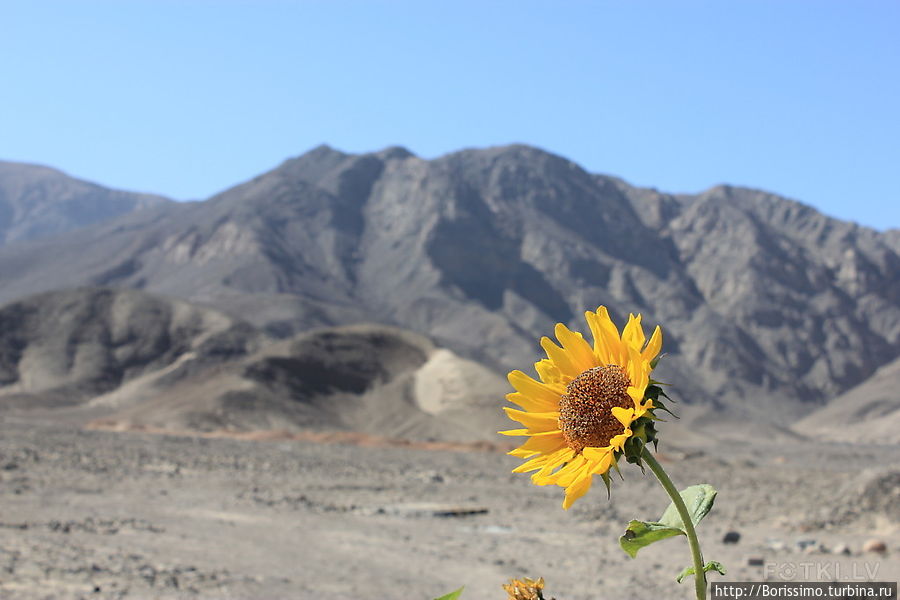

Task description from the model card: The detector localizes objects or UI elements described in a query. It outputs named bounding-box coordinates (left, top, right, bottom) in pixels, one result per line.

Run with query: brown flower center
left=558, top=365, right=632, bottom=454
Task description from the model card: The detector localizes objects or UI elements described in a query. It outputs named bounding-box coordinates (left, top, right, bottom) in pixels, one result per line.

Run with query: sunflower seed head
left=558, top=365, right=632, bottom=453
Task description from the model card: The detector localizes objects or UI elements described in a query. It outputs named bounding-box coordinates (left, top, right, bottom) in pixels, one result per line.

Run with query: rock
left=832, top=543, right=852, bottom=556
left=804, top=543, right=826, bottom=554
left=745, top=556, right=765, bottom=567
left=862, top=539, right=887, bottom=554
left=378, top=502, right=489, bottom=518
left=414, top=470, right=445, bottom=483
left=766, top=539, right=787, bottom=552
left=795, top=539, right=817, bottom=552
left=722, top=531, right=741, bottom=544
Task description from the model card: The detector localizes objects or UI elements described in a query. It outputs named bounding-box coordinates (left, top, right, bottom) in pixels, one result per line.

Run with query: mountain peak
left=0, top=161, right=171, bottom=246
left=441, top=142, right=566, bottom=162
left=0, top=159, right=67, bottom=180
left=375, top=146, right=415, bottom=160
left=302, top=144, right=349, bottom=159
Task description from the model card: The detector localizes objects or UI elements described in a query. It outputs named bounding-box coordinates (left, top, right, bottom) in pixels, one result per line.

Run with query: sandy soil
left=1, top=416, right=897, bottom=600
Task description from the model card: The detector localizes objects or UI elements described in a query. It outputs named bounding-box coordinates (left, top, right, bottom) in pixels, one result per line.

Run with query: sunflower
left=500, top=306, right=663, bottom=509
left=503, top=577, right=552, bottom=600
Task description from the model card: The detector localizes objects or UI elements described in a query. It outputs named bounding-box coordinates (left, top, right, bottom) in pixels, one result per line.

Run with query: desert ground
left=0, top=415, right=897, bottom=600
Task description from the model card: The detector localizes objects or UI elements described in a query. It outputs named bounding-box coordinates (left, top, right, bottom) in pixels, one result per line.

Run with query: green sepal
left=642, top=420, right=658, bottom=445
left=600, top=471, right=612, bottom=498
left=433, top=587, right=464, bottom=600
left=623, top=431, right=647, bottom=469
left=622, top=419, right=655, bottom=467
left=610, top=451, right=624, bottom=480
left=620, top=519, right=685, bottom=558
left=651, top=398, right=678, bottom=419
left=651, top=385, right=673, bottom=402
left=644, top=384, right=678, bottom=419
left=676, top=561, right=727, bottom=583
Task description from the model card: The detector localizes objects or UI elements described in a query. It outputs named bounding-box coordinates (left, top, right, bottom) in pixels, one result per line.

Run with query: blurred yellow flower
left=503, top=576, right=550, bottom=600
left=500, top=306, right=662, bottom=509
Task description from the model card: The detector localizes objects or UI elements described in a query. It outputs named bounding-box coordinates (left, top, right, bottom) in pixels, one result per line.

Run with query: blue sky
left=1, top=1, right=898, bottom=230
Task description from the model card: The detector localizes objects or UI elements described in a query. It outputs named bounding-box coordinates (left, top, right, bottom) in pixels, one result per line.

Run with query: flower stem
left=641, top=446, right=707, bottom=600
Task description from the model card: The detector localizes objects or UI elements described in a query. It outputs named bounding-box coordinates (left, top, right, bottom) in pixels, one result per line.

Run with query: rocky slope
left=88, top=323, right=509, bottom=442
left=0, top=161, right=170, bottom=245
left=0, top=287, right=263, bottom=409
left=0, top=288, right=508, bottom=441
left=794, top=355, right=900, bottom=444
left=0, top=145, right=896, bottom=427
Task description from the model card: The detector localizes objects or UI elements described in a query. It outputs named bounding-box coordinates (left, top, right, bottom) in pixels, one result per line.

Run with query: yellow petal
left=531, top=448, right=575, bottom=484
left=589, top=307, right=625, bottom=366
left=551, top=455, right=588, bottom=487
left=642, top=325, right=663, bottom=363
left=611, top=406, right=635, bottom=427
left=622, top=313, right=646, bottom=350
left=562, top=467, right=593, bottom=510
left=584, top=311, right=611, bottom=365
left=512, top=446, right=570, bottom=474
left=508, top=431, right=566, bottom=458
left=625, top=344, right=649, bottom=390
left=506, top=391, right=557, bottom=413
left=627, top=385, right=644, bottom=405
left=588, top=450, right=614, bottom=475
left=609, top=429, right=632, bottom=450
left=503, top=407, right=559, bottom=433
left=540, top=336, right=582, bottom=379
left=554, top=323, right=597, bottom=373
left=498, top=428, right=528, bottom=436
left=508, top=448, right=535, bottom=458
left=512, top=452, right=557, bottom=473
left=508, top=370, right=564, bottom=405
left=582, top=446, right=612, bottom=461
left=534, top=359, right=563, bottom=385
left=596, top=306, right=620, bottom=337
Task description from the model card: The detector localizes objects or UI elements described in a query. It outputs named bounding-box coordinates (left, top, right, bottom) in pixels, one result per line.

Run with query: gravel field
left=1, top=417, right=897, bottom=600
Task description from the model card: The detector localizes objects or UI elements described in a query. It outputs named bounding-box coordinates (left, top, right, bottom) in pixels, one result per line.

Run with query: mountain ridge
left=0, top=160, right=172, bottom=245
left=0, top=144, right=896, bottom=429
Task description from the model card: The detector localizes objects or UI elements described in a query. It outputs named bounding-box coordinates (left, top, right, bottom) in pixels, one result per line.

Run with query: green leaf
left=619, top=519, right=685, bottom=558
left=676, top=561, right=727, bottom=583
left=658, top=484, right=717, bottom=531
left=619, top=484, right=718, bottom=558
left=433, top=587, right=464, bottom=600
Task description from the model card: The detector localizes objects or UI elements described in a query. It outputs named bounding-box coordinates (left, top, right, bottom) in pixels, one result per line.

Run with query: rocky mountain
left=0, top=160, right=170, bottom=245
left=0, top=145, right=896, bottom=428
left=0, top=288, right=509, bottom=441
